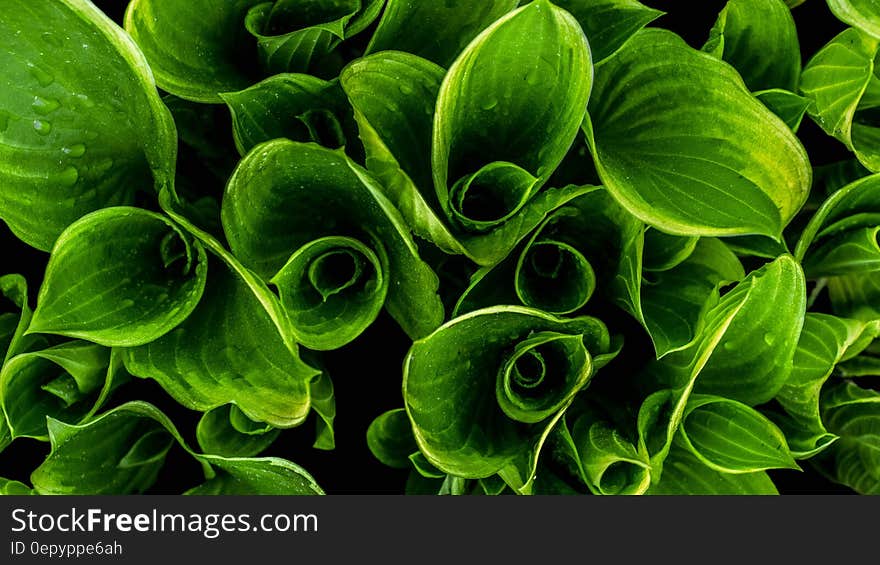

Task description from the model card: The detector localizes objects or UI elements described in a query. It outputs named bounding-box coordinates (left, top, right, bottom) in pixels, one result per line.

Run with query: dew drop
left=32, top=119, right=52, bottom=135
left=27, top=64, right=54, bottom=87
left=40, top=31, right=63, bottom=47
left=481, top=98, right=498, bottom=111
left=32, top=95, right=60, bottom=115
left=62, top=144, right=86, bottom=157
left=525, top=69, right=541, bottom=86
left=57, top=166, right=79, bottom=187
left=762, top=332, right=774, bottom=346
left=94, top=157, right=114, bottom=174
left=398, top=83, right=414, bottom=95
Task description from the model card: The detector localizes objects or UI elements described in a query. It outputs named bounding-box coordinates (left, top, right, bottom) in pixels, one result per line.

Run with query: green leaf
left=0, top=274, right=34, bottom=363
left=0, top=478, right=34, bottom=495
left=546, top=0, right=663, bottom=64
left=646, top=443, right=778, bottom=494
left=454, top=188, right=631, bottom=316
left=308, top=366, right=336, bottom=450
left=755, top=89, right=811, bottom=132
left=124, top=0, right=263, bottom=103
left=221, top=140, right=443, bottom=347
left=568, top=410, right=652, bottom=495
left=615, top=237, right=746, bottom=358
left=0, top=341, right=127, bottom=441
left=704, top=0, right=801, bottom=92
left=642, top=229, right=699, bottom=272
left=772, top=313, right=876, bottom=457
left=814, top=381, right=880, bottom=494
left=586, top=28, right=811, bottom=239
left=433, top=1, right=592, bottom=238
left=367, top=408, right=419, bottom=469
left=678, top=395, right=799, bottom=473
left=796, top=173, right=880, bottom=278
left=31, top=402, right=180, bottom=494
left=186, top=456, right=324, bottom=495
left=341, top=51, right=594, bottom=265
left=220, top=73, right=355, bottom=156
left=638, top=255, right=805, bottom=476
left=404, top=306, right=613, bottom=478
left=124, top=257, right=320, bottom=429
left=28, top=207, right=208, bottom=347
left=0, top=0, right=176, bottom=251
left=196, top=404, right=281, bottom=458
left=800, top=28, right=880, bottom=172
left=366, top=0, right=519, bottom=67
left=244, top=0, right=384, bottom=77
left=827, top=0, right=880, bottom=39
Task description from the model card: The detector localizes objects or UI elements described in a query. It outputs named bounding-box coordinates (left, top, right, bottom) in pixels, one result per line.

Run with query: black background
left=0, top=0, right=856, bottom=494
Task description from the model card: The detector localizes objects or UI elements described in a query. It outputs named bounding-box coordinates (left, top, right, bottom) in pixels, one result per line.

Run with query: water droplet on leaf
left=32, top=119, right=52, bottom=135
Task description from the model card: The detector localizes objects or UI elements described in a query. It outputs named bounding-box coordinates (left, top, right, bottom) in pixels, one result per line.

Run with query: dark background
left=0, top=0, right=855, bottom=494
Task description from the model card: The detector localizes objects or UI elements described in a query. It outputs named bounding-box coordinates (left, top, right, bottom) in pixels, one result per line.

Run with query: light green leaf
left=123, top=257, right=320, bottom=429
left=366, top=408, right=419, bottom=470
left=1, top=0, right=176, bottom=251
left=0, top=478, right=34, bottom=495
left=28, top=207, right=207, bottom=347
left=646, top=443, right=778, bottom=494
left=308, top=366, right=336, bottom=450
left=404, top=305, right=613, bottom=478
left=568, top=410, right=651, bottom=495
left=814, top=381, right=880, bottom=493
left=433, top=0, right=592, bottom=238
left=827, top=0, right=880, bottom=39
left=124, top=0, right=263, bottom=103
left=800, top=28, right=880, bottom=172
left=0, top=341, right=127, bottom=441
left=366, top=0, right=518, bottom=67
left=616, top=237, right=746, bottom=358
left=704, top=0, right=801, bottom=92
left=642, top=229, right=699, bottom=272
left=221, top=140, right=443, bottom=347
left=829, top=271, right=880, bottom=320
left=546, top=0, right=663, bottom=64
left=796, top=173, right=880, bottom=278
left=220, top=73, right=355, bottom=156
left=196, top=404, right=280, bottom=458
left=678, top=395, right=799, bottom=473
left=0, top=274, right=34, bottom=363
left=186, top=456, right=324, bottom=495
left=586, top=28, right=811, bottom=239
left=755, top=89, right=811, bottom=132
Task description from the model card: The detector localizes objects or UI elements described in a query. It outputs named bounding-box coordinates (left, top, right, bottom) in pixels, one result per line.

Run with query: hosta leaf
left=799, top=28, right=880, bottom=172
left=1, top=0, right=176, bottom=250
left=646, top=443, right=778, bottom=494
left=0, top=478, right=34, bottom=495
left=186, top=456, right=324, bottom=495
left=403, top=306, right=613, bottom=479
left=771, top=313, right=876, bottom=457
left=28, top=207, right=208, bottom=347
left=615, top=236, right=746, bottom=358
left=638, top=255, right=805, bottom=476
left=568, top=410, right=651, bottom=495
left=0, top=342, right=127, bottom=441
left=31, top=401, right=181, bottom=494
left=220, top=73, right=356, bottom=156
left=40, top=218, right=192, bottom=337
left=814, top=381, right=880, bottom=493
left=678, top=395, right=798, bottom=473
left=755, top=89, right=810, bottom=132
left=221, top=140, right=443, bottom=348
left=0, top=274, right=34, bottom=363
left=796, top=173, right=880, bottom=278
left=308, top=367, right=336, bottom=450
left=29, top=401, right=323, bottom=495
left=642, top=229, right=699, bottom=272
left=827, top=0, right=880, bottom=39
left=585, top=28, right=811, bottom=239
left=433, top=0, right=592, bottom=237
left=341, top=51, right=592, bottom=265
left=124, top=0, right=263, bottom=102
left=829, top=272, right=880, bottom=320
left=704, top=0, right=801, bottom=92
left=367, top=408, right=419, bottom=469
left=196, top=404, right=281, bottom=458
left=123, top=257, right=320, bottom=429
left=366, top=0, right=519, bottom=67
left=545, top=0, right=663, bottom=64
left=244, top=0, right=384, bottom=77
